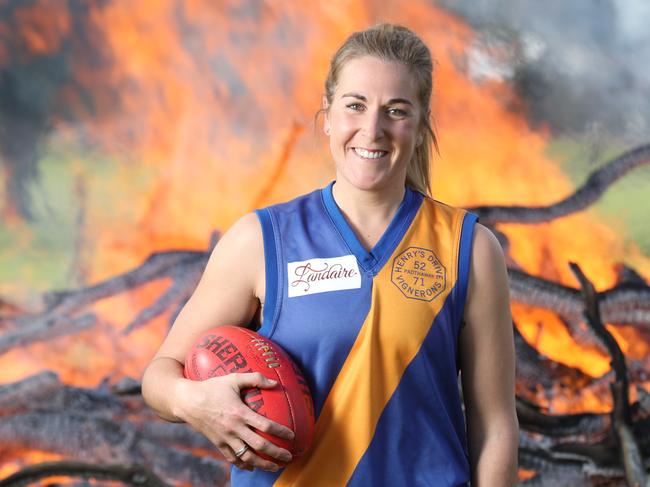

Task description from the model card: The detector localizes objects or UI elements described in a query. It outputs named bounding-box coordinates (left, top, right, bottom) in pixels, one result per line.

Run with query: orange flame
left=1, top=0, right=649, bottom=446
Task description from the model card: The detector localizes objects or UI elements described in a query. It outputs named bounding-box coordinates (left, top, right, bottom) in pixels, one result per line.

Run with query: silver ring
left=234, top=444, right=250, bottom=458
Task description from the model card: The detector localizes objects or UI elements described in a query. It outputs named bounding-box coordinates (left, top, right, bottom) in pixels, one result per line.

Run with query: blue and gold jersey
left=232, top=182, right=477, bottom=486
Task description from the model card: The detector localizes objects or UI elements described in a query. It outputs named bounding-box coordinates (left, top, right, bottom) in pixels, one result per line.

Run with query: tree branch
left=471, top=144, right=650, bottom=224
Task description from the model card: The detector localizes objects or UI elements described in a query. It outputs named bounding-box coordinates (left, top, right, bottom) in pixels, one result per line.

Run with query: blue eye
left=346, top=103, right=365, bottom=111
left=388, top=108, right=408, bottom=118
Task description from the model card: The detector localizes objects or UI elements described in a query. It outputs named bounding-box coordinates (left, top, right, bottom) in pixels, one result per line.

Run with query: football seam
left=239, top=327, right=298, bottom=452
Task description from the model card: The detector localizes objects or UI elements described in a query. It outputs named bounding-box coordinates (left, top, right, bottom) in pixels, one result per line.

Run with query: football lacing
left=251, top=338, right=281, bottom=368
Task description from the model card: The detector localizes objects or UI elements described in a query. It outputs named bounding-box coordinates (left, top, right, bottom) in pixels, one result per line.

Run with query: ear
left=416, top=111, right=430, bottom=147
left=322, top=96, right=331, bottom=136
left=416, top=130, right=424, bottom=147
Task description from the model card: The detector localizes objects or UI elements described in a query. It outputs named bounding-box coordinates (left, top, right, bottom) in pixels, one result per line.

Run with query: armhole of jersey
left=255, top=208, right=279, bottom=335
left=457, top=211, right=479, bottom=329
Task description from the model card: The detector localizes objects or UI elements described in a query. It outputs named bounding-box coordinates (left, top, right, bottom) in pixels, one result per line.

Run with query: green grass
left=0, top=138, right=152, bottom=306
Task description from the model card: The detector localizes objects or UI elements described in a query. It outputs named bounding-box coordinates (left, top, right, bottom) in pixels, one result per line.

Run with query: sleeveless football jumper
left=231, top=182, right=478, bottom=487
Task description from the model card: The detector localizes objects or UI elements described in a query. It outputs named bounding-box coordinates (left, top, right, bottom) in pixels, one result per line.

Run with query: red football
left=183, top=326, right=315, bottom=460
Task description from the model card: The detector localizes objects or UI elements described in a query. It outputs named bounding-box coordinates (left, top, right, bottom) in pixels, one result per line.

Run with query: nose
left=361, top=109, right=385, bottom=140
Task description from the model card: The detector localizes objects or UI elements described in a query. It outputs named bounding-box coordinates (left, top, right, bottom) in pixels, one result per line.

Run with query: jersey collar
left=321, top=181, right=423, bottom=274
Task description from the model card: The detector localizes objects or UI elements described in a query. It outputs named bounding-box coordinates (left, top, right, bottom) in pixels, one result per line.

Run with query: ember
left=0, top=1, right=649, bottom=486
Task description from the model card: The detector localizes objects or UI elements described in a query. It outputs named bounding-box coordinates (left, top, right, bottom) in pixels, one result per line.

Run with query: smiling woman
left=142, top=23, right=519, bottom=487
left=324, top=57, right=422, bottom=196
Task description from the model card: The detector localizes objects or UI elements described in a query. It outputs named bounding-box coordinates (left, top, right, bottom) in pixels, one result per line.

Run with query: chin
left=343, top=173, right=393, bottom=192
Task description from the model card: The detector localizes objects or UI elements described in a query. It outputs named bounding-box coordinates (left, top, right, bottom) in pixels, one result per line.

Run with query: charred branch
left=2, top=243, right=649, bottom=361
left=518, top=397, right=650, bottom=486
left=519, top=446, right=627, bottom=486
left=514, top=324, right=601, bottom=398
left=123, top=265, right=203, bottom=335
left=0, top=373, right=228, bottom=486
left=616, top=266, right=649, bottom=288
left=471, top=144, right=650, bottom=224
left=571, top=263, right=646, bottom=487
left=570, top=264, right=631, bottom=416
left=2, top=367, right=649, bottom=487
left=0, top=411, right=228, bottom=486
left=0, top=313, right=96, bottom=356
left=508, top=268, right=650, bottom=329
left=40, top=250, right=207, bottom=313
left=0, top=461, right=169, bottom=487
left=516, top=397, right=609, bottom=442
left=0, top=250, right=207, bottom=356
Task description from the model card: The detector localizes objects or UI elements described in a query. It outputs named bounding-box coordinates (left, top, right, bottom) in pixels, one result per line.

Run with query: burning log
left=514, top=324, right=601, bottom=399
left=0, top=372, right=228, bottom=486
left=518, top=400, right=650, bottom=487
left=508, top=268, right=650, bottom=329
left=515, top=264, right=650, bottom=486
left=518, top=393, right=650, bottom=486
left=516, top=320, right=650, bottom=430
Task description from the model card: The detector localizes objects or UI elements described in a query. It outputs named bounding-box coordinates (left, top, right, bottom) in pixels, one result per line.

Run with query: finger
left=233, top=372, right=277, bottom=390
left=224, top=441, right=255, bottom=471
left=227, top=436, right=280, bottom=472
left=196, top=423, right=255, bottom=471
left=243, top=408, right=295, bottom=441
left=234, top=455, right=254, bottom=471
left=233, top=457, right=254, bottom=471
left=238, top=446, right=282, bottom=472
left=217, top=440, right=242, bottom=467
left=239, top=426, right=292, bottom=464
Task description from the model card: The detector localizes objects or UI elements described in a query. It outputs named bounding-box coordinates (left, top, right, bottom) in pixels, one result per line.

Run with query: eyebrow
left=341, top=92, right=414, bottom=106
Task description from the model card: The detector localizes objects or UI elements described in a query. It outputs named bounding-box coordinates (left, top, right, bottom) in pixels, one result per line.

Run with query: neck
left=331, top=179, right=407, bottom=250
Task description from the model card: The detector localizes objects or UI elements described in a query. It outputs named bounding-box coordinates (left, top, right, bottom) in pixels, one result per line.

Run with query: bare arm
left=459, top=223, right=519, bottom=486
left=141, top=213, right=293, bottom=472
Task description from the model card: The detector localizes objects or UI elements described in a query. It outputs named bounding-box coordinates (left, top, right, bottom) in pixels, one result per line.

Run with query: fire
left=12, top=0, right=70, bottom=56
left=0, top=451, right=64, bottom=482
left=1, top=0, right=649, bottom=482
left=0, top=278, right=172, bottom=387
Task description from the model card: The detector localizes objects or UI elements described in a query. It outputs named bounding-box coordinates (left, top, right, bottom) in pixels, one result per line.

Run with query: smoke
left=2, top=0, right=648, bottom=219
left=437, top=0, right=650, bottom=143
left=0, top=0, right=116, bottom=220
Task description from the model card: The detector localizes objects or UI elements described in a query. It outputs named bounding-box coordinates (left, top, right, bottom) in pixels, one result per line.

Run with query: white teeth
left=354, top=147, right=387, bottom=159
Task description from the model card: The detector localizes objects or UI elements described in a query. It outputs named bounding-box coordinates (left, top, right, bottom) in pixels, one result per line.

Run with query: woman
left=142, top=23, right=519, bottom=486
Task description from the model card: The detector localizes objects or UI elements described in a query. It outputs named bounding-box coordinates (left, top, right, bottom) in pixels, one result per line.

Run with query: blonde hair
left=323, top=23, right=438, bottom=196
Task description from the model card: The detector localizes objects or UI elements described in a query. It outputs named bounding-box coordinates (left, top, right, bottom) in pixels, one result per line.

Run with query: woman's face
left=324, top=56, right=423, bottom=193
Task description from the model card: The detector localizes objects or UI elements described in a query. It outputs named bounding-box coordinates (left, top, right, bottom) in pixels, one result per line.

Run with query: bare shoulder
left=464, top=223, right=509, bottom=320
left=213, top=212, right=263, bottom=254
left=155, top=213, right=265, bottom=362
left=208, top=212, right=263, bottom=264
left=201, top=212, right=265, bottom=296
left=470, top=223, right=506, bottom=274
left=225, top=212, right=263, bottom=243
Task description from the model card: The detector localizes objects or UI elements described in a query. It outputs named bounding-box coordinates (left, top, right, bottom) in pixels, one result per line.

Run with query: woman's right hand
left=174, top=371, right=295, bottom=472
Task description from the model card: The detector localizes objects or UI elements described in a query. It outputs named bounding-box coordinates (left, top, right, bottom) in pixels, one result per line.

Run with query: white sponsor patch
left=287, top=255, right=361, bottom=297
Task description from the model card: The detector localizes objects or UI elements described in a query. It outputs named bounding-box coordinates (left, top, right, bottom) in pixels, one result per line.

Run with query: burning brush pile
left=1, top=0, right=650, bottom=486
left=0, top=145, right=648, bottom=486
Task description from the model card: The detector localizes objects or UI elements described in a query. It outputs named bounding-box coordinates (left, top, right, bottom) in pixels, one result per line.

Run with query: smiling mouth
left=353, top=147, right=389, bottom=159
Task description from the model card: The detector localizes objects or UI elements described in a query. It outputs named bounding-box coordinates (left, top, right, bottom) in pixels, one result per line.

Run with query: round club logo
left=391, top=247, right=446, bottom=301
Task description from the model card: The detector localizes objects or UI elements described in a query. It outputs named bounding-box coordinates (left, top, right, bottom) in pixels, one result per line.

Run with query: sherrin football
left=183, top=326, right=315, bottom=459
